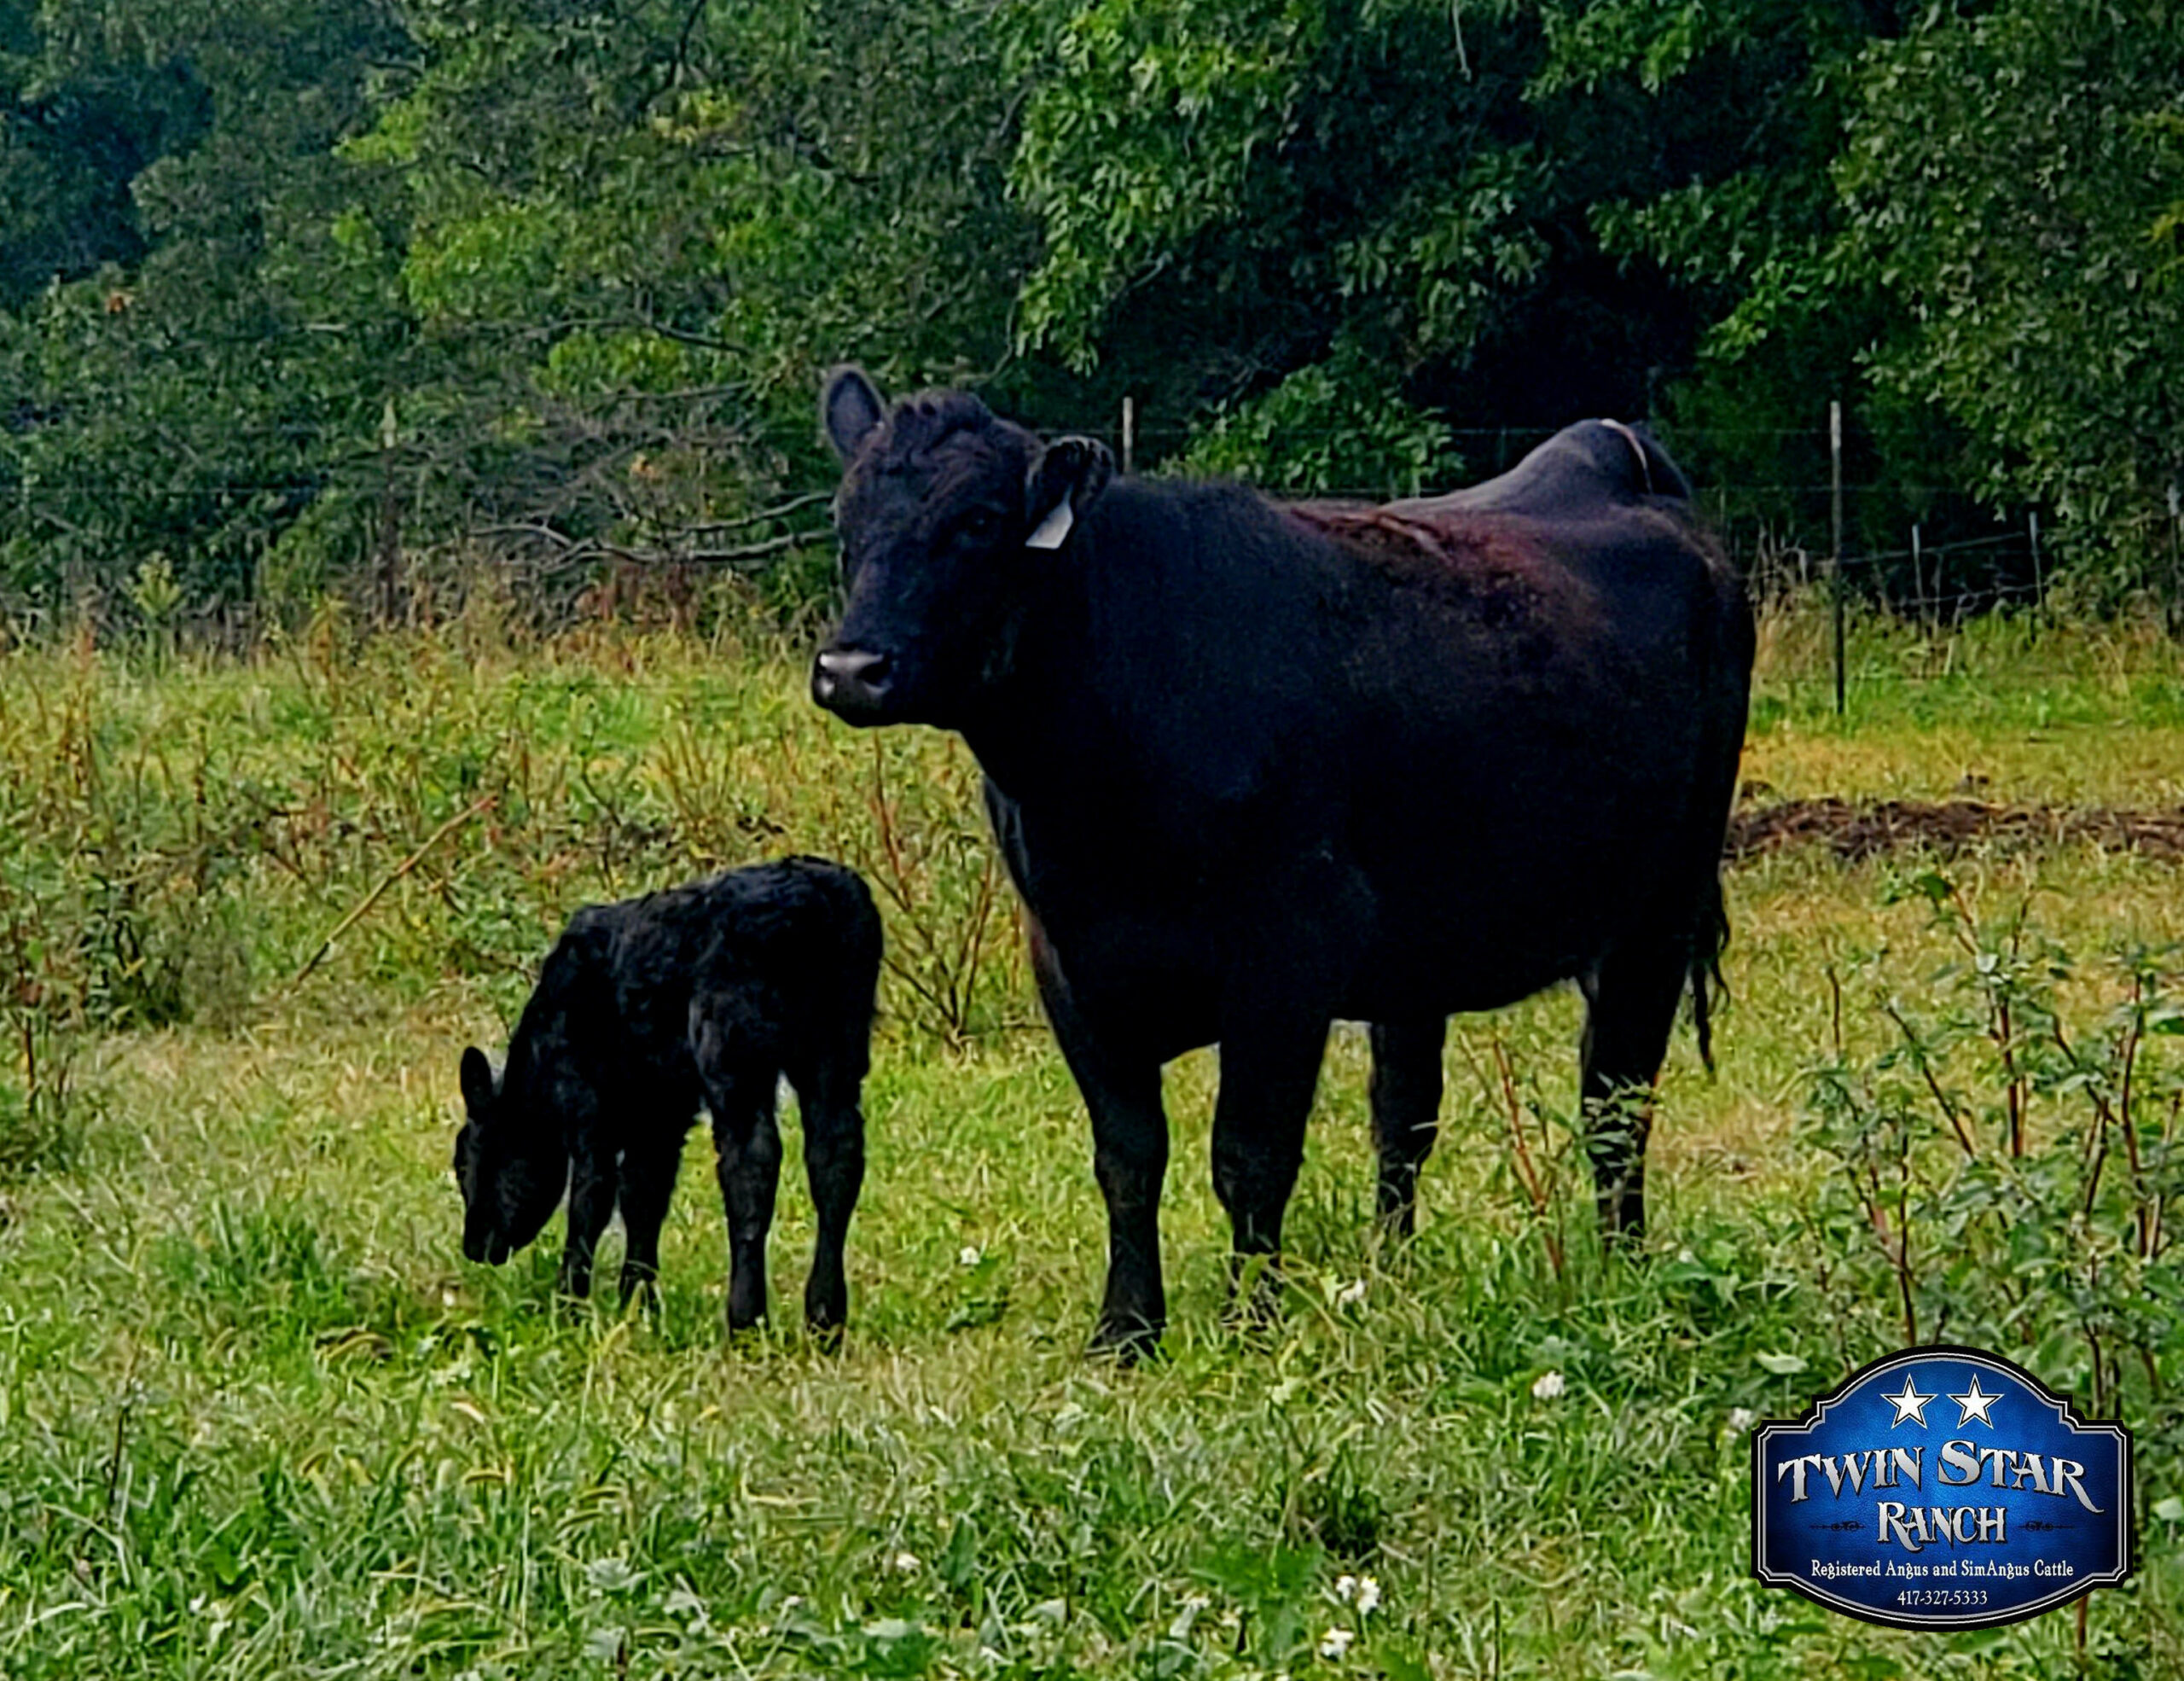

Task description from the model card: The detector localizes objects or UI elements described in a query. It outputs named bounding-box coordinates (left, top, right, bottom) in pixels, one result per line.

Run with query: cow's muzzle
left=811, top=647, right=894, bottom=722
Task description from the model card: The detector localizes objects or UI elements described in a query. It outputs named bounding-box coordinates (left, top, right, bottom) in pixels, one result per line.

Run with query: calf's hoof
left=804, top=1277, right=848, bottom=1344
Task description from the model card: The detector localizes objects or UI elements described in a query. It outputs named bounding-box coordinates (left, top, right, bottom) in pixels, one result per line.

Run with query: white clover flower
left=1728, top=1407, right=1757, bottom=1434
left=441, top=1288, right=456, bottom=1307
left=1335, top=1277, right=1367, bottom=1307
left=892, top=1550, right=922, bottom=1573
left=959, top=1245, right=982, bottom=1266
left=1318, top=1626, right=1356, bottom=1659
left=1333, top=1573, right=1357, bottom=1602
left=1355, top=1576, right=1381, bottom=1616
left=1531, top=1370, right=1566, bottom=1401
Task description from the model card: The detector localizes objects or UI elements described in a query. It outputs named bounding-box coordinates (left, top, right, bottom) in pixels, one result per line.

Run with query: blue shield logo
left=1752, top=1346, right=2132, bottom=1629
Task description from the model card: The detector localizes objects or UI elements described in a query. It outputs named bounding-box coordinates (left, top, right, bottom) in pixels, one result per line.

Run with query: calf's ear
left=822, top=366, right=887, bottom=462
left=1024, top=435, right=1114, bottom=550
left=459, top=1046, right=497, bottom=1116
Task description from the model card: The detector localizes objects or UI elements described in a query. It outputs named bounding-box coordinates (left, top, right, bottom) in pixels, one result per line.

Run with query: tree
left=0, top=0, right=411, bottom=616
left=1837, top=0, right=2184, bottom=578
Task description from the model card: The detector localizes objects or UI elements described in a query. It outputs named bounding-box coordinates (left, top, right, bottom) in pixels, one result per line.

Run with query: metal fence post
left=1831, top=399, right=1844, bottom=716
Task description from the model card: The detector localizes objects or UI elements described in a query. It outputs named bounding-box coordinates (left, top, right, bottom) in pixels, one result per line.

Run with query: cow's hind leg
left=615, top=1135, right=685, bottom=1310
left=1211, top=1010, right=1331, bottom=1324
left=787, top=1043, right=867, bottom=1347
left=1031, top=923, right=1170, bottom=1358
left=1368, top=1016, right=1444, bottom=1241
left=1579, top=937, right=1689, bottom=1241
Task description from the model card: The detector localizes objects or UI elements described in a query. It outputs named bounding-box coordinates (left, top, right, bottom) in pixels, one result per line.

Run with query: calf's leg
left=788, top=1050, right=866, bottom=1343
left=616, top=1135, right=686, bottom=1308
left=1211, top=1010, right=1331, bottom=1322
left=1031, top=924, right=1170, bottom=1357
left=1368, top=1016, right=1444, bottom=1240
left=705, top=1077, right=782, bottom=1331
left=557, top=1149, right=617, bottom=1300
left=1578, top=936, right=1689, bottom=1240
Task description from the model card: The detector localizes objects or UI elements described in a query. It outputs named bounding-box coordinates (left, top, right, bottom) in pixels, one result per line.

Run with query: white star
left=1949, top=1376, right=2001, bottom=1428
left=1881, top=1376, right=1936, bottom=1428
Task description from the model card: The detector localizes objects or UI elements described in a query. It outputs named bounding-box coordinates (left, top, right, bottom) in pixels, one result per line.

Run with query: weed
left=1805, top=876, right=2184, bottom=1421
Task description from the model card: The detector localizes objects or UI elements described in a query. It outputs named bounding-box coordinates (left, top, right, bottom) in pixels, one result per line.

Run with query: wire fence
left=9, top=395, right=2181, bottom=692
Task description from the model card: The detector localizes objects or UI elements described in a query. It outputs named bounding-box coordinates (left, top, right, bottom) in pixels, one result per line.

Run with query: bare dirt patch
left=1727, top=797, right=2184, bottom=864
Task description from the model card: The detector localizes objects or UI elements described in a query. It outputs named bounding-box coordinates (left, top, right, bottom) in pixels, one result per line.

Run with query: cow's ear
left=1024, top=435, right=1114, bottom=550
left=459, top=1046, right=497, bottom=1117
left=822, top=366, right=886, bottom=462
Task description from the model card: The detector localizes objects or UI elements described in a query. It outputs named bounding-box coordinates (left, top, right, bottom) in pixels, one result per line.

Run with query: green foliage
left=1807, top=877, right=2184, bottom=1418
left=1009, top=0, right=1325, bottom=371
left=1175, top=344, right=1459, bottom=495
left=1, top=0, right=2181, bottom=619
left=1836, top=0, right=2184, bottom=575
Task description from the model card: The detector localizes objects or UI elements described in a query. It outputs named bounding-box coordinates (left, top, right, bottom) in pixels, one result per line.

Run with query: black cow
left=812, top=368, right=1753, bottom=1353
left=454, top=857, right=881, bottom=1335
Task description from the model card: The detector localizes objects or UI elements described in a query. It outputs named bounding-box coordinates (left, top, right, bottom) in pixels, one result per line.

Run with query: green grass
left=0, top=601, right=2180, bottom=1678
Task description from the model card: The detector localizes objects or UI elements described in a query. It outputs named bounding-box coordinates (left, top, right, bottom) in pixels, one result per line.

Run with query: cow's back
left=1389, top=419, right=1693, bottom=521
left=1282, top=448, right=1745, bottom=1017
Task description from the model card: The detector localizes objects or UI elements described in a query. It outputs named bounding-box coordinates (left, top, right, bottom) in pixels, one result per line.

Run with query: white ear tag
left=1025, top=499, right=1075, bottom=550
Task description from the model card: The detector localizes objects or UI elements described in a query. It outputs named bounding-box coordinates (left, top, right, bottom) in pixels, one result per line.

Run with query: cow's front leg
left=557, top=1151, right=617, bottom=1300
left=1030, top=923, right=1170, bottom=1358
left=1368, top=1015, right=1445, bottom=1241
left=1211, top=1009, right=1331, bottom=1327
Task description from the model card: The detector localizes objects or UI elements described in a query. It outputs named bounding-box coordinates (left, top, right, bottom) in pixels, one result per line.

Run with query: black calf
left=454, top=857, right=881, bottom=1335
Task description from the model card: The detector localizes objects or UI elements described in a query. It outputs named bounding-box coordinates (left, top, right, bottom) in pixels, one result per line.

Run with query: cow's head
left=812, top=366, right=1113, bottom=728
left=454, top=1045, right=567, bottom=1265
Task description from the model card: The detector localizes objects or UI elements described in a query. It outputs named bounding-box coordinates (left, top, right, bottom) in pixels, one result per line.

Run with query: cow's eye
left=959, top=508, right=1002, bottom=544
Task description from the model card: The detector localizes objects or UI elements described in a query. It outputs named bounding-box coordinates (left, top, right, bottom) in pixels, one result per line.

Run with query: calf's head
left=813, top=366, right=1112, bottom=729
left=454, top=1045, right=568, bottom=1265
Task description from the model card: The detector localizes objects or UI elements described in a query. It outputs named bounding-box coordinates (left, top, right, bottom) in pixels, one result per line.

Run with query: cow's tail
left=1688, top=870, right=1728, bottom=1074
left=1634, top=423, right=1697, bottom=504
left=1599, top=420, right=1699, bottom=504
left=1682, top=516, right=1752, bottom=1078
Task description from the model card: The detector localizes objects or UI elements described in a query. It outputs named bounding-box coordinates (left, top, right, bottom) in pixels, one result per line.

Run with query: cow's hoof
left=724, top=1307, right=770, bottom=1347
left=1223, top=1253, right=1285, bottom=1336
left=1088, top=1316, right=1165, bottom=1365
left=805, top=1317, right=846, bottom=1356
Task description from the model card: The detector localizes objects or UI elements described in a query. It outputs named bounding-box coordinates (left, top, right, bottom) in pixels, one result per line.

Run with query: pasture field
left=1, top=600, right=2181, bottom=1679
